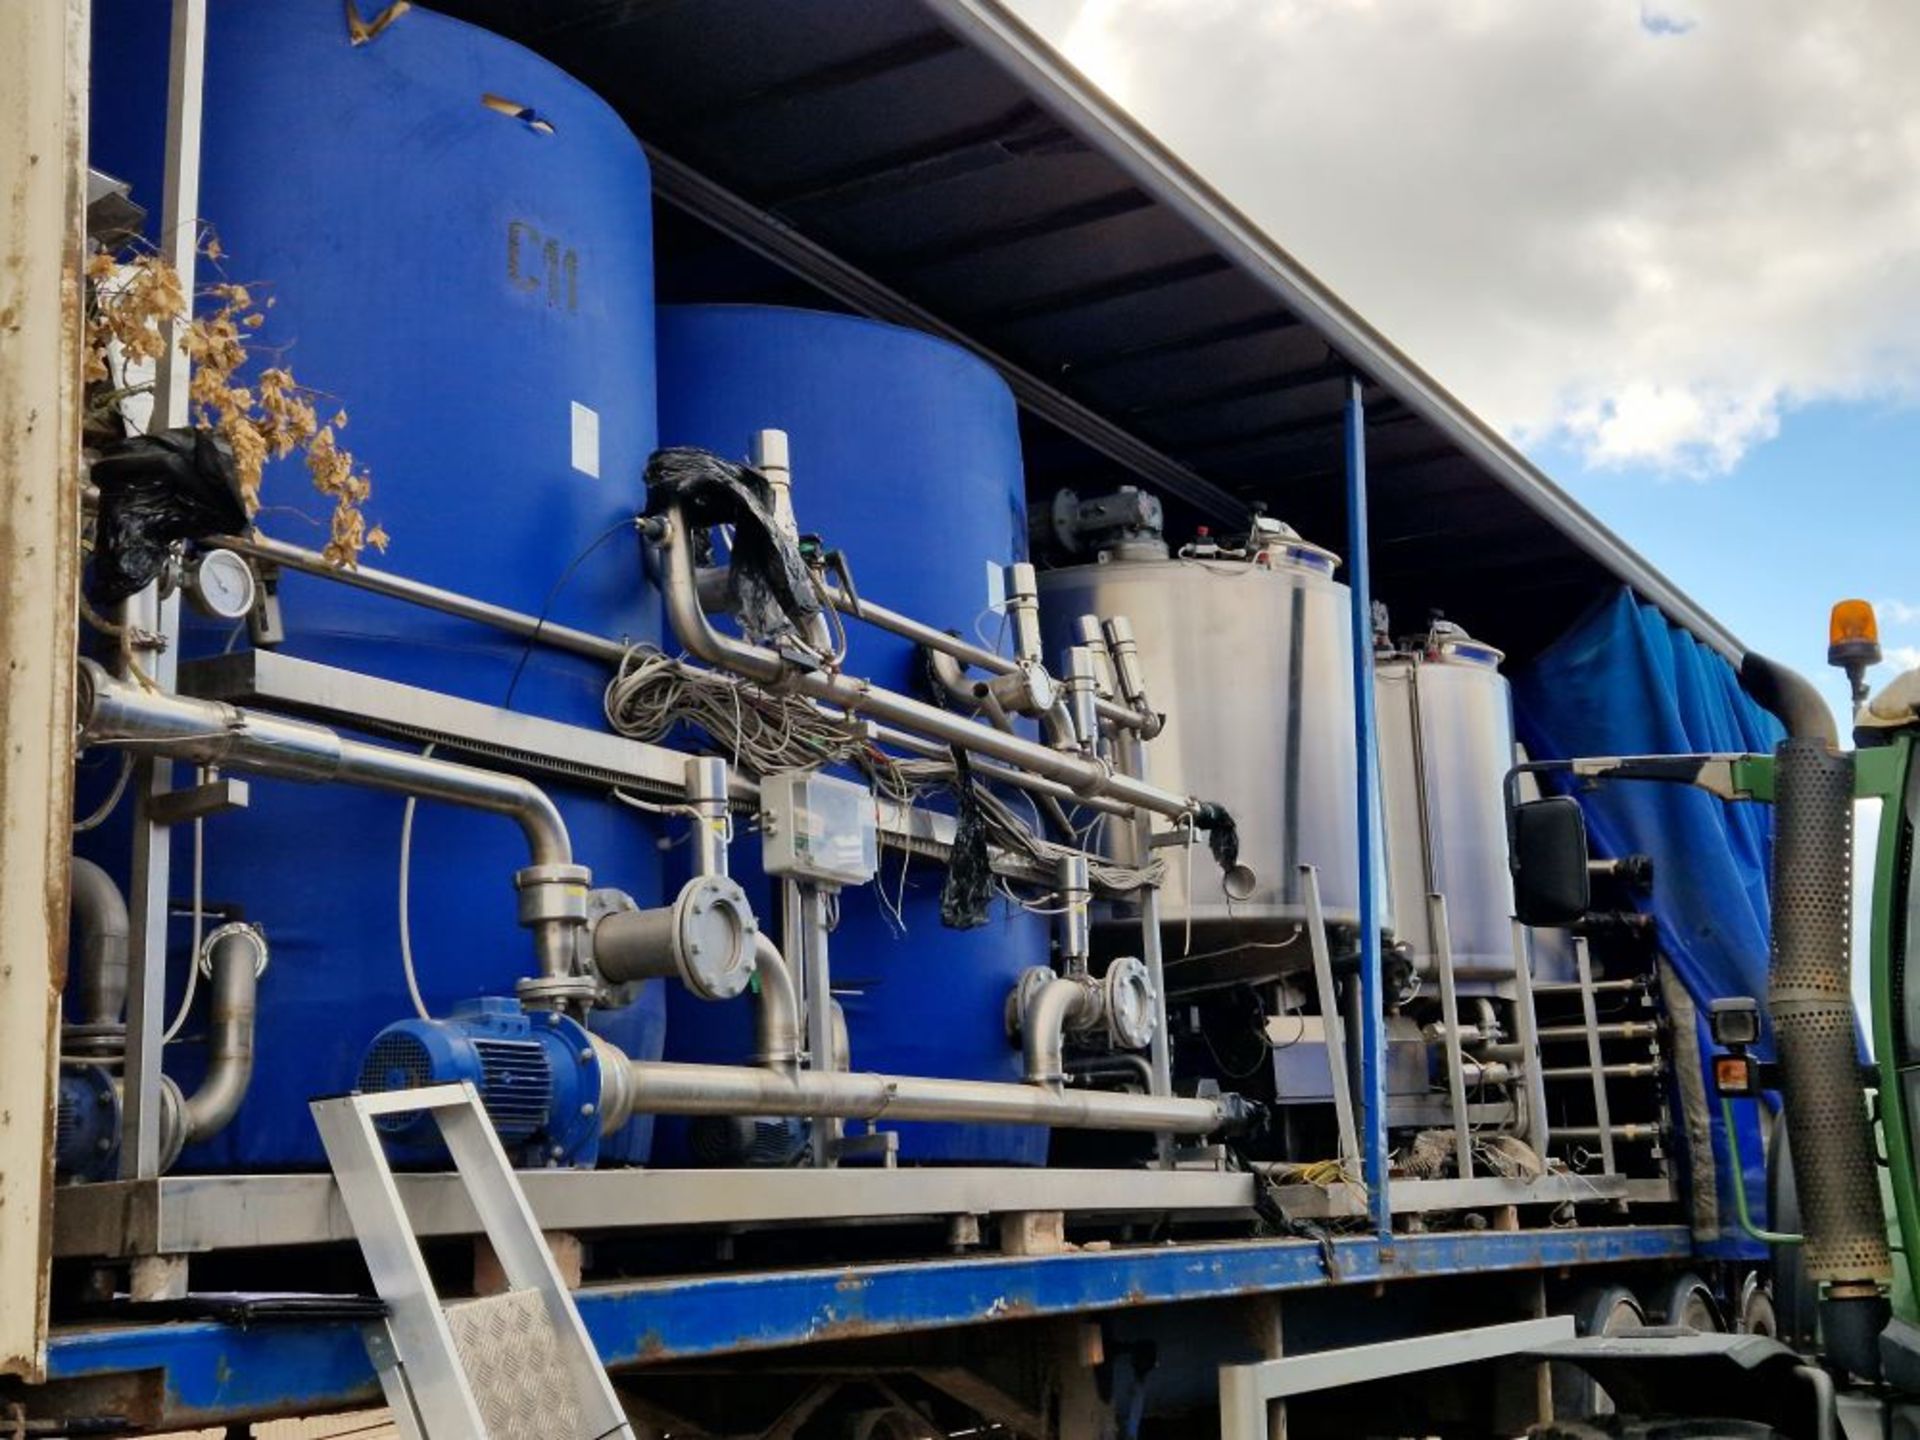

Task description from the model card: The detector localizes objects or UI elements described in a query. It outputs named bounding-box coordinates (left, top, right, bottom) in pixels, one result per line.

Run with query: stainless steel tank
left=1037, top=518, right=1363, bottom=989
left=1375, top=621, right=1518, bottom=993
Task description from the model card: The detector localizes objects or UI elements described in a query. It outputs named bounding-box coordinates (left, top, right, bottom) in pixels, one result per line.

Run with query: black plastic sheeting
left=642, top=445, right=822, bottom=644
left=88, top=426, right=248, bottom=603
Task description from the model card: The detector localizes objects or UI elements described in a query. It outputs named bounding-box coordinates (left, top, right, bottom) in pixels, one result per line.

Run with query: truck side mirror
left=1511, top=796, right=1590, bottom=927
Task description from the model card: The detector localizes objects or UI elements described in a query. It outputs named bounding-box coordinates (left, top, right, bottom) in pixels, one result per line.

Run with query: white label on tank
left=570, top=401, right=601, bottom=478
left=986, top=560, right=1007, bottom=614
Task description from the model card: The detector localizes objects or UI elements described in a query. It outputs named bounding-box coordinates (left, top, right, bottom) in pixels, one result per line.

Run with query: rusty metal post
left=0, top=0, right=88, bottom=1381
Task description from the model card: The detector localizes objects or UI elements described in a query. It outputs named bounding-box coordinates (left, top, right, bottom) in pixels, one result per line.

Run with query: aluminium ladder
left=312, top=1083, right=634, bottom=1440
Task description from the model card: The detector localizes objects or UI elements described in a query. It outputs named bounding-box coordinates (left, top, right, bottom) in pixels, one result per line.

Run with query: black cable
left=501, top=517, right=636, bottom=709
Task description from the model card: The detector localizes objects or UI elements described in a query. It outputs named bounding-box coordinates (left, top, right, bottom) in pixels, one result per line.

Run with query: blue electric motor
left=358, top=998, right=606, bottom=1168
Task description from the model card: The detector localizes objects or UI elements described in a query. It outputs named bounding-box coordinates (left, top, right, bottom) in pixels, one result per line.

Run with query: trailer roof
left=433, top=0, right=1741, bottom=662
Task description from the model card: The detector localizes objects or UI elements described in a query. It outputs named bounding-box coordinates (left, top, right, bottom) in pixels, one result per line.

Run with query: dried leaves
left=84, top=236, right=386, bottom=567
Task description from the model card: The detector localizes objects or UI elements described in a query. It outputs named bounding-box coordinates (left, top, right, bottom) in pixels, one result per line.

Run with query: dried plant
left=85, top=235, right=386, bottom=566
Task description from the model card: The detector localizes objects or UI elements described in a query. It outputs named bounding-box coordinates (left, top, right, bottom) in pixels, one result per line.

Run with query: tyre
left=1737, top=1273, right=1777, bottom=1337
left=1651, top=1271, right=1725, bottom=1332
left=1551, top=1284, right=1648, bottom=1420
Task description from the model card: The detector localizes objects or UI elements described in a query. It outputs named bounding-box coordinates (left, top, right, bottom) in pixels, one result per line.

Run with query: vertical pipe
left=1573, top=937, right=1617, bottom=1175
left=1118, top=732, right=1176, bottom=1166
left=801, top=884, right=840, bottom=1167
left=685, top=756, right=730, bottom=879
left=0, top=0, right=88, bottom=1379
left=1510, top=919, right=1551, bottom=1155
left=121, top=0, right=206, bottom=1182
left=1430, top=894, right=1474, bottom=1181
left=1301, top=867, right=1361, bottom=1176
left=1343, top=376, right=1391, bottom=1240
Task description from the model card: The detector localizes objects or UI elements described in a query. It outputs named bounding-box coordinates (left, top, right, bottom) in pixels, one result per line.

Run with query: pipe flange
left=516, top=974, right=600, bottom=1011
left=1006, top=965, right=1058, bottom=1039
left=156, top=1074, right=188, bottom=1173
left=198, top=920, right=269, bottom=978
left=588, top=1031, right=637, bottom=1135
left=581, top=888, right=641, bottom=1003
left=1103, top=956, right=1157, bottom=1051
left=669, top=874, right=757, bottom=1002
left=60, top=1021, right=127, bottom=1060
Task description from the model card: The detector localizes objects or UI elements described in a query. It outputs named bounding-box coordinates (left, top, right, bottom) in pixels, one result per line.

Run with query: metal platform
left=1263, top=1173, right=1671, bottom=1220
left=37, top=1225, right=1695, bottom=1432
left=53, top=1167, right=1671, bottom=1260
left=53, top=1167, right=1260, bottom=1259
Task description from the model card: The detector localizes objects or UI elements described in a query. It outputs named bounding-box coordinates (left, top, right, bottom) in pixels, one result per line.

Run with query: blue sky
left=1006, top=0, right=1920, bottom=735
left=1537, top=401, right=1920, bottom=731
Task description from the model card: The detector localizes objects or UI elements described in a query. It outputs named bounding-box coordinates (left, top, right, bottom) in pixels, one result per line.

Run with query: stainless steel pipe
left=77, top=659, right=584, bottom=979
left=622, top=1057, right=1239, bottom=1135
left=1023, top=976, right=1102, bottom=1085
left=869, top=722, right=1131, bottom=818
left=176, top=924, right=263, bottom=1148
left=220, top=532, right=627, bottom=665
left=655, top=508, right=1197, bottom=819
left=157, top=922, right=266, bottom=1167
left=750, top=932, right=802, bottom=1072
left=821, top=582, right=1149, bottom=733
left=225, top=530, right=1147, bottom=817
left=69, top=856, right=131, bottom=1029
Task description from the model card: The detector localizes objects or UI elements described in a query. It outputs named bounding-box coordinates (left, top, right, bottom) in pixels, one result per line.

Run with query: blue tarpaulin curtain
left=1513, top=589, right=1784, bottom=1257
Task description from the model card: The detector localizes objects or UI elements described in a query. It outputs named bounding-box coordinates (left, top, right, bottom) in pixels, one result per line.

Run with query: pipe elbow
left=69, top=856, right=131, bottom=1028
left=752, top=931, right=803, bottom=1071
left=925, top=646, right=982, bottom=710
left=1023, top=976, right=1102, bottom=1086
left=508, top=779, right=572, bottom=870
left=658, top=508, right=786, bottom=685
left=170, top=924, right=266, bottom=1163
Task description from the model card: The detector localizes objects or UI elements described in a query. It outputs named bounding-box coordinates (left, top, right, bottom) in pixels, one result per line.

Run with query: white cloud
left=1877, top=599, right=1920, bottom=627
left=1008, top=0, right=1920, bottom=475
left=1881, top=644, right=1920, bottom=676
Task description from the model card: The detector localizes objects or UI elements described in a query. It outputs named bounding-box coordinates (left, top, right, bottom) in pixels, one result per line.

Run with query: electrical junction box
left=759, top=769, right=879, bottom=887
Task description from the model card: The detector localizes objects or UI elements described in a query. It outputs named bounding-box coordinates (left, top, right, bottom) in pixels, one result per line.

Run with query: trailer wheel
left=1737, top=1274, right=1777, bottom=1338
left=1551, top=1284, right=1647, bottom=1419
left=1651, top=1271, right=1725, bottom=1332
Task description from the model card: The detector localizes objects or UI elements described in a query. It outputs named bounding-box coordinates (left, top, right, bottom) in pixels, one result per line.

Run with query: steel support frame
left=1216, top=1316, right=1575, bottom=1440
left=121, top=0, right=206, bottom=1185
left=1344, top=377, right=1391, bottom=1239
left=37, top=1226, right=1689, bottom=1430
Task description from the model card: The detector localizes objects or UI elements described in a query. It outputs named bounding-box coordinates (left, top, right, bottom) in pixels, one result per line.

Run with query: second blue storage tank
left=656, top=305, right=1048, bottom=1165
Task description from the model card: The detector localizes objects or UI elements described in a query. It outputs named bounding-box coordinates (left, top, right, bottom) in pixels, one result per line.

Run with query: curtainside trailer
left=0, top=1, right=1838, bottom=1436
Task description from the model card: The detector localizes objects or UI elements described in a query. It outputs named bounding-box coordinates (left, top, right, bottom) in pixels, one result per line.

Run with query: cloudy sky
left=1006, top=0, right=1920, bottom=721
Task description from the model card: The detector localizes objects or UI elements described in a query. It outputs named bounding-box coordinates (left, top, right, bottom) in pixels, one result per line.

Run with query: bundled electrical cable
left=603, top=644, right=1165, bottom=906
left=604, top=643, right=918, bottom=805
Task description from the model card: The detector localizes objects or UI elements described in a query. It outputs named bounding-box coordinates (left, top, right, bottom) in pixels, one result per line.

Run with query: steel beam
left=1218, top=1316, right=1574, bottom=1440
left=37, top=1227, right=1694, bottom=1430
left=0, top=0, right=88, bottom=1382
left=52, top=1168, right=1260, bottom=1258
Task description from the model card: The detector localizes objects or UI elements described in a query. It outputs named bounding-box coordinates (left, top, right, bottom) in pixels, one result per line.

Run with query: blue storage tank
left=87, top=0, right=665, bottom=1168
left=656, top=305, right=1049, bottom=1165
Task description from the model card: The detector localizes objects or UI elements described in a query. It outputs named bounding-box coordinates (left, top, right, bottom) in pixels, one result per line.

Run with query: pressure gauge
left=186, top=547, right=258, bottom=620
